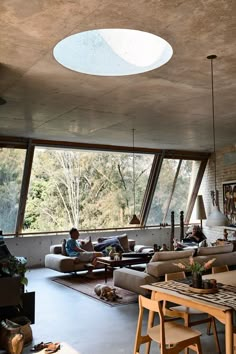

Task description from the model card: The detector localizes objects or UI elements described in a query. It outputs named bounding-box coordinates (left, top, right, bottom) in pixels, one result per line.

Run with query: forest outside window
left=146, top=159, right=200, bottom=226
left=0, top=148, right=26, bottom=233
left=23, top=148, right=154, bottom=232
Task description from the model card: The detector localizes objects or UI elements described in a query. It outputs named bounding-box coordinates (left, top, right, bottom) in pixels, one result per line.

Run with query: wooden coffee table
left=96, top=256, right=151, bottom=283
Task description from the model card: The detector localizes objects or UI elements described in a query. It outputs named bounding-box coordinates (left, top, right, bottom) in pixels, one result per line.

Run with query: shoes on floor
left=31, top=342, right=60, bottom=353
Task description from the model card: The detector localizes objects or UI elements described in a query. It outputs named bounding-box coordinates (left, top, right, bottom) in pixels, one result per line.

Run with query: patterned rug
left=51, top=271, right=138, bottom=307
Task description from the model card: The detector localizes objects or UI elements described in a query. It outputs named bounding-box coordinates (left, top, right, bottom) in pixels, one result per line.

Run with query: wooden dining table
left=142, top=272, right=236, bottom=354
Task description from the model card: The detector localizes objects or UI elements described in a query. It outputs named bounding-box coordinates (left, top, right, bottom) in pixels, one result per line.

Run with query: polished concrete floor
left=16, top=268, right=227, bottom=354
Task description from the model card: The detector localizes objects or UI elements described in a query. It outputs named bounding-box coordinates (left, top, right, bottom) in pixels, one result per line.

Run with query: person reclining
left=183, top=225, right=206, bottom=244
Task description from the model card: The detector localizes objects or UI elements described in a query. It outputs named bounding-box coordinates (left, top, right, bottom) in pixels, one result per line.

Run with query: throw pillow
left=81, top=238, right=94, bottom=252
left=117, top=234, right=129, bottom=252
left=61, top=239, right=68, bottom=256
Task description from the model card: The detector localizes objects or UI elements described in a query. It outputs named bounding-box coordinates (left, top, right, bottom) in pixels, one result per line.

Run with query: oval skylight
left=53, top=29, right=173, bottom=76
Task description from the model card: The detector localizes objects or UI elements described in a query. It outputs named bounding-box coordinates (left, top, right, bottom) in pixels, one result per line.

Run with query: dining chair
left=164, top=272, right=221, bottom=354
left=133, top=294, right=202, bottom=354
left=212, top=265, right=229, bottom=274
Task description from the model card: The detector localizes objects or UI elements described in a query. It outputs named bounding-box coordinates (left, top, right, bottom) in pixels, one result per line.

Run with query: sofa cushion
left=81, top=239, right=94, bottom=252
left=150, top=250, right=194, bottom=262
left=146, top=257, right=191, bottom=278
left=197, top=243, right=233, bottom=255
left=61, top=239, right=68, bottom=256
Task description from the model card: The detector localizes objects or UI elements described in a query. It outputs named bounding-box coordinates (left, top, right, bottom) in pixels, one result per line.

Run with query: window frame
left=0, top=136, right=209, bottom=235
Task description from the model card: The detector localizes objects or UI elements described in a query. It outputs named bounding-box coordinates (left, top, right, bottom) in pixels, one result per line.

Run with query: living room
left=1, top=1, right=236, bottom=353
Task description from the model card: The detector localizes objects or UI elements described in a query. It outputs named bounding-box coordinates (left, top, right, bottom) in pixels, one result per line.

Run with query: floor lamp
left=195, top=195, right=206, bottom=230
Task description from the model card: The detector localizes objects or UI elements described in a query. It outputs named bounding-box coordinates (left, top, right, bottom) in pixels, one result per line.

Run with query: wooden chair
left=212, top=265, right=229, bottom=274
left=134, top=294, right=202, bottom=354
left=164, top=272, right=221, bottom=353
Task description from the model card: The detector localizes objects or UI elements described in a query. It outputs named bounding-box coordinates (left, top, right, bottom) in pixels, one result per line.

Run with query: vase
left=192, top=272, right=202, bottom=289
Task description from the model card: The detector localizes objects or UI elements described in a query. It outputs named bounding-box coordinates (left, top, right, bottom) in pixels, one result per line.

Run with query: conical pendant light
left=129, top=129, right=141, bottom=225
left=206, top=55, right=229, bottom=227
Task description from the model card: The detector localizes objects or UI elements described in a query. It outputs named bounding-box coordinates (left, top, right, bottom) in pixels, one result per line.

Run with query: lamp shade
left=206, top=205, right=229, bottom=227
left=195, top=195, right=206, bottom=220
left=129, top=214, right=141, bottom=225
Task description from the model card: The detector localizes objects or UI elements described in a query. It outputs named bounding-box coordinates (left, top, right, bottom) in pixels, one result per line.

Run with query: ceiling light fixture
left=129, top=129, right=141, bottom=225
left=206, top=55, right=229, bottom=227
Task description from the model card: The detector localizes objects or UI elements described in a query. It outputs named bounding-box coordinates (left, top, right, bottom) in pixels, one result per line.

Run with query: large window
left=24, top=148, right=153, bottom=231
left=147, top=159, right=200, bottom=225
left=0, top=148, right=26, bottom=233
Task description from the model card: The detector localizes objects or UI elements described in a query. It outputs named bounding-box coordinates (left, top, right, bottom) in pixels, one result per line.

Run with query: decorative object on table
left=195, top=195, right=206, bottom=229
left=108, top=247, right=116, bottom=260
left=174, top=256, right=216, bottom=288
left=129, top=128, right=141, bottom=225
left=223, top=180, right=236, bottom=225
left=206, top=55, right=229, bottom=227
left=94, top=284, right=122, bottom=301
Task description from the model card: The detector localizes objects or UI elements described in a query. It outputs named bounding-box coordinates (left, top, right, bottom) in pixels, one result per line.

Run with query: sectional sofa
left=114, top=243, right=236, bottom=296
left=45, top=234, right=135, bottom=273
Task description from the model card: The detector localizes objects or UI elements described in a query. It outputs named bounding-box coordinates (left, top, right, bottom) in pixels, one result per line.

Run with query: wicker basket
left=5, top=317, right=32, bottom=345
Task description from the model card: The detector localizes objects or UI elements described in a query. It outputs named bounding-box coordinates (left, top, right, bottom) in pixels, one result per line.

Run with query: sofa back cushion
left=150, top=250, right=194, bottom=262
left=197, top=243, right=233, bottom=255
left=81, top=238, right=94, bottom=252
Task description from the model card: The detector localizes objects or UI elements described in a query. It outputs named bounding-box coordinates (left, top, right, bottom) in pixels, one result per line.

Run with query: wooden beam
left=15, top=141, right=35, bottom=235
left=185, top=159, right=209, bottom=223
left=0, top=135, right=210, bottom=160
left=139, top=152, right=165, bottom=226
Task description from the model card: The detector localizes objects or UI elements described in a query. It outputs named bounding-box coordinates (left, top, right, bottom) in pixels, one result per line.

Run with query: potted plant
left=174, top=256, right=216, bottom=288
left=0, top=256, right=28, bottom=286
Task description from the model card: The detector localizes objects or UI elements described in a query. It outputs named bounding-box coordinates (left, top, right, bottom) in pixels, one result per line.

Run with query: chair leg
left=184, top=314, right=190, bottom=354
left=195, top=337, right=203, bottom=354
left=211, top=317, right=221, bottom=354
left=207, top=315, right=212, bottom=335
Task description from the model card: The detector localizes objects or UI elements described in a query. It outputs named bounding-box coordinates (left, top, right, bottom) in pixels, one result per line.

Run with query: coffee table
left=96, top=256, right=151, bottom=283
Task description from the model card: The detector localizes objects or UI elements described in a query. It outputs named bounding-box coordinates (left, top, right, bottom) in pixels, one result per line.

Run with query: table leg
left=225, top=310, right=233, bottom=354
left=104, top=264, right=108, bottom=283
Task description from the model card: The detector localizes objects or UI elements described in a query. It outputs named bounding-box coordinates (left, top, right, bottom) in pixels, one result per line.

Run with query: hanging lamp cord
left=132, top=128, right=136, bottom=214
left=207, top=54, right=217, bottom=204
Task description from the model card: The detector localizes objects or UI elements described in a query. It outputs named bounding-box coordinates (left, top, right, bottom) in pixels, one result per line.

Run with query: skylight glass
left=53, top=29, right=173, bottom=76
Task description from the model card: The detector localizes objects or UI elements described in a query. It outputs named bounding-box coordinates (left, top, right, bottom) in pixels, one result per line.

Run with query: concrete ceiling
left=0, top=0, right=235, bottom=152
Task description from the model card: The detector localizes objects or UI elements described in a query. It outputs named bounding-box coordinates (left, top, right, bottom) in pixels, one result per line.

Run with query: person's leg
left=77, top=252, right=97, bottom=265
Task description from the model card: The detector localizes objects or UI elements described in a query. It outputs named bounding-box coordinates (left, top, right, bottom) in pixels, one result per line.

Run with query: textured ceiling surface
left=0, top=0, right=235, bottom=151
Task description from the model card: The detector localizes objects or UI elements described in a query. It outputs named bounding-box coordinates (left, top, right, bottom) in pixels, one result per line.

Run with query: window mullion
left=15, top=141, right=35, bottom=236
left=162, top=159, right=182, bottom=224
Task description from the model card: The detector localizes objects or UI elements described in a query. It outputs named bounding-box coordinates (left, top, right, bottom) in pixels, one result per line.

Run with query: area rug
left=51, top=272, right=138, bottom=307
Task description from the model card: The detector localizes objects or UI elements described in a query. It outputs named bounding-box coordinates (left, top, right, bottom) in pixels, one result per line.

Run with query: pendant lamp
left=206, top=55, right=229, bottom=227
left=129, top=129, right=141, bottom=225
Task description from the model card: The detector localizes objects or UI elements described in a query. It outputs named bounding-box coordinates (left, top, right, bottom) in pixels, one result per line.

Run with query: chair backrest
left=165, top=271, right=186, bottom=281
left=212, top=265, right=229, bottom=274
left=134, top=295, right=166, bottom=353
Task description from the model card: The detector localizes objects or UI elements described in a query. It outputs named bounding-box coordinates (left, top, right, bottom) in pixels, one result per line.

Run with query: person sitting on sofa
left=183, top=225, right=206, bottom=244
left=66, top=228, right=98, bottom=265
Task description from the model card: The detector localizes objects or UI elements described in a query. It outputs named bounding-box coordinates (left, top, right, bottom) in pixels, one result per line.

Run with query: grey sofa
left=114, top=243, right=236, bottom=295
left=45, top=234, right=135, bottom=273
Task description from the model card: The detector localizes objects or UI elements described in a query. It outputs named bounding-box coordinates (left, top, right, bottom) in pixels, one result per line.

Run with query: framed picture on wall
left=223, top=180, right=236, bottom=225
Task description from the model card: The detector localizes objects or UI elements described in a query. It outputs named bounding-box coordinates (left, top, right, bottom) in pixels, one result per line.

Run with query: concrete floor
left=16, top=268, right=227, bottom=354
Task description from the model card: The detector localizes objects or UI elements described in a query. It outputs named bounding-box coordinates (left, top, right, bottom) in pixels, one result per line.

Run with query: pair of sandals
left=31, top=342, right=60, bottom=353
